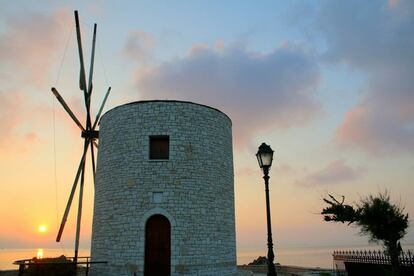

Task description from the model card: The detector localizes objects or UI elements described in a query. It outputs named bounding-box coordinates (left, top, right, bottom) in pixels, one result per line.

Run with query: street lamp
left=256, top=143, right=277, bottom=276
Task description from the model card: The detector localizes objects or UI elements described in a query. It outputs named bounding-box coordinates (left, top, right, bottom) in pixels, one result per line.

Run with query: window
left=149, top=136, right=169, bottom=160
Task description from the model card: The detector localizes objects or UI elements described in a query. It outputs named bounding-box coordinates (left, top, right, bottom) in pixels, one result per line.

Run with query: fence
left=333, top=249, right=414, bottom=266
left=333, top=249, right=414, bottom=275
left=13, top=256, right=107, bottom=276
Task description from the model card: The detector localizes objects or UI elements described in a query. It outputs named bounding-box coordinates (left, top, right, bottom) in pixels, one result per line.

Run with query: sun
left=38, top=225, right=47, bottom=233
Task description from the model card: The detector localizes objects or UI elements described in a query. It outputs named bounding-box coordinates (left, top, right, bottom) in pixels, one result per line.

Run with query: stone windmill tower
left=90, top=100, right=237, bottom=275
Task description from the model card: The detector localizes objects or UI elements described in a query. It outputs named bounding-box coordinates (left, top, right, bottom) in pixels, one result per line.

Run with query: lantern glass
left=256, top=143, right=274, bottom=169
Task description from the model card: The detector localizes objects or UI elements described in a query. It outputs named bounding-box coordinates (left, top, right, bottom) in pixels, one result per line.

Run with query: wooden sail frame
left=51, top=10, right=111, bottom=264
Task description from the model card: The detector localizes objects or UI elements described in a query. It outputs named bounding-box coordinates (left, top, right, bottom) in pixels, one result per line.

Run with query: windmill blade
left=87, top=23, right=97, bottom=109
left=92, top=140, right=99, bottom=149
left=90, top=140, right=96, bottom=180
left=56, top=144, right=88, bottom=242
left=92, top=87, right=111, bottom=130
left=74, top=10, right=93, bottom=132
left=74, top=10, right=88, bottom=94
left=51, top=88, right=85, bottom=132
left=74, top=141, right=87, bottom=264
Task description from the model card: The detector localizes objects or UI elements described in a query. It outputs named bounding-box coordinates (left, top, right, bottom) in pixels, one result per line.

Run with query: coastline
left=0, top=265, right=335, bottom=276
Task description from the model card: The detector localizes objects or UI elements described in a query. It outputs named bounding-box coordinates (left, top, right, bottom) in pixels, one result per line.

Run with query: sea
left=1, top=244, right=413, bottom=270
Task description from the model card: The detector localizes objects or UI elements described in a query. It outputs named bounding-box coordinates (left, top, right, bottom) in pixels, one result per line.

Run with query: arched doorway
left=144, top=214, right=171, bottom=276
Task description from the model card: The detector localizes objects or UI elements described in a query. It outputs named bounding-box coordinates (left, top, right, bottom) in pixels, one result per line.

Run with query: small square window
left=149, top=135, right=169, bottom=159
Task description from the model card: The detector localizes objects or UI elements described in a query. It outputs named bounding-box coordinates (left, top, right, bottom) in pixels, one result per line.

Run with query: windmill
left=51, top=10, right=111, bottom=263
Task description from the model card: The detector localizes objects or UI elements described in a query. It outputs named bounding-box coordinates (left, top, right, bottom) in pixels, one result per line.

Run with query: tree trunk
left=387, top=241, right=400, bottom=276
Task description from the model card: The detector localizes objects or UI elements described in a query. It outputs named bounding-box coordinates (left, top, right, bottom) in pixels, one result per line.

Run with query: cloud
left=295, top=160, right=363, bottom=187
left=0, top=89, right=46, bottom=154
left=0, top=90, right=23, bottom=148
left=0, top=88, right=57, bottom=153
left=123, top=30, right=156, bottom=64
left=317, top=0, right=413, bottom=70
left=0, top=10, right=76, bottom=153
left=0, top=9, right=71, bottom=87
left=336, top=74, right=414, bottom=155
left=134, top=43, right=321, bottom=148
left=316, top=0, right=414, bottom=155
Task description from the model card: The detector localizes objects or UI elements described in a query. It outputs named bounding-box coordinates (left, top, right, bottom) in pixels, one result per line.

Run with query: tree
left=322, top=192, right=409, bottom=275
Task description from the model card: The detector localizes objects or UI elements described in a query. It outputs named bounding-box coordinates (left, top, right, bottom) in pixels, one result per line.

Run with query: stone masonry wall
left=90, top=101, right=236, bottom=275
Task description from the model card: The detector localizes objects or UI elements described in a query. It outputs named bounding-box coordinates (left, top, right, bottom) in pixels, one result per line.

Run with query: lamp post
left=256, top=143, right=277, bottom=276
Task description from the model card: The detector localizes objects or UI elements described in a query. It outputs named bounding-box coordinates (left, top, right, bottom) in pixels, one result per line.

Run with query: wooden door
left=144, top=215, right=171, bottom=276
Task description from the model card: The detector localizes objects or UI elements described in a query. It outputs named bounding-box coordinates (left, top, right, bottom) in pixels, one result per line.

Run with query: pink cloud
left=388, top=0, right=399, bottom=7
left=0, top=9, right=72, bottom=87
left=318, top=0, right=414, bottom=155
left=335, top=72, right=414, bottom=156
left=0, top=90, right=23, bottom=149
left=0, top=90, right=47, bottom=154
left=123, top=30, right=155, bottom=64
left=0, top=9, right=86, bottom=154
left=0, top=88, right=82, bottom=155
left=336, top=105, right=368, bottom=147
left=295, top=160, right=363, bottom=187
left=24, top=132, right=38, bottom=143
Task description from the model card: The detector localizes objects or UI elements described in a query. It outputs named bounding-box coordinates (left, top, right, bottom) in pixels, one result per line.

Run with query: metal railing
left=14, top=256, right=107, bottom=276
left=333, top=249, right=414, bottom=266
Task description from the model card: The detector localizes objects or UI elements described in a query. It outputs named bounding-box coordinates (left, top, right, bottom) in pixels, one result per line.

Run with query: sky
left=0, top=0, right=413, bottom=258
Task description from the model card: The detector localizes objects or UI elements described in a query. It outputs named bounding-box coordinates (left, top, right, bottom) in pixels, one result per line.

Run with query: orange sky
left=1, top=0, right=413, bottom=255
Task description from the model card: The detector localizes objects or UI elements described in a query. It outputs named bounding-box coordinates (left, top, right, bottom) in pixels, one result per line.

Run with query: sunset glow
left=38, top=225, right=47, bottom=233
left=0, top=0, right=413, bottom=271
left=36, top=249, right=43, bottom=259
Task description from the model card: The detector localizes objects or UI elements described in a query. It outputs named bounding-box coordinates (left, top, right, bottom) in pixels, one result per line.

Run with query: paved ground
left=1, top=267, right=334, bottom=276
left=238, top=265, right=335, bottom=276
left=0, top=271, right=17, bottom=276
